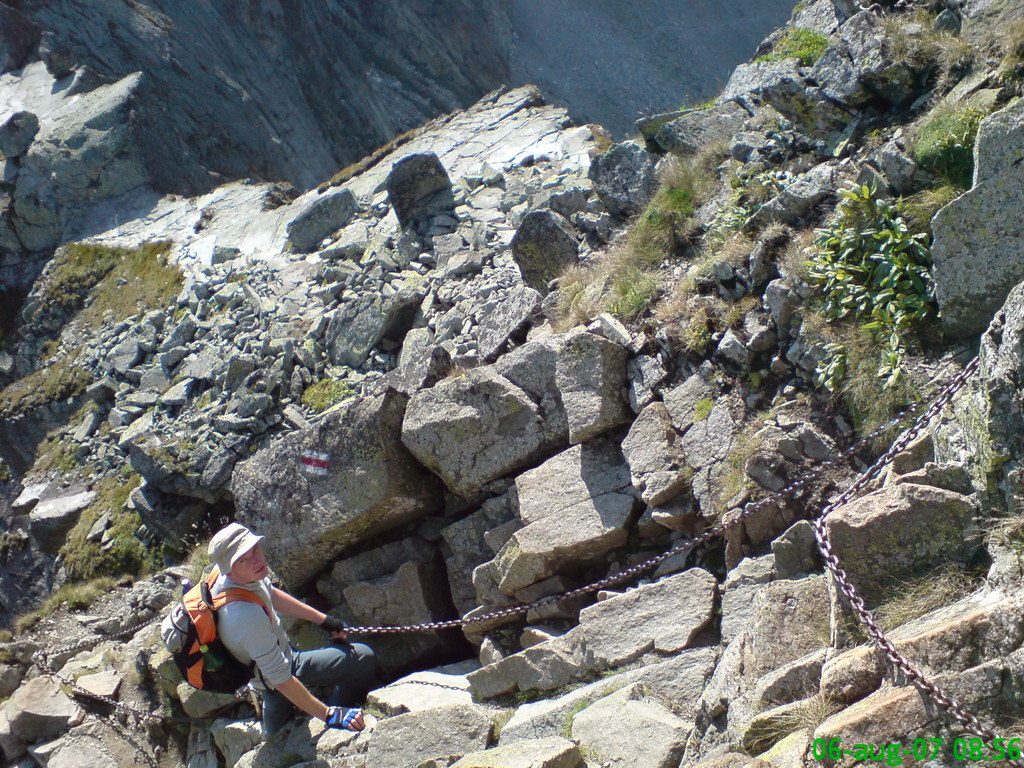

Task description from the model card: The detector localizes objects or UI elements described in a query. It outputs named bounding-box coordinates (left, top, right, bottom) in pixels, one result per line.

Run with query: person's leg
left=293, top=643, right=379, bottom=707
left=260, top=687, right=296, bottom=738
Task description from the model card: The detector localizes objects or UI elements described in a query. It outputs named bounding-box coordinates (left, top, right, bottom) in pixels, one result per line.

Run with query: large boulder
left=824, top=482, right=975, bottom=601
left=650, top=101, right=751, bottom=156
left=491, top=439, right=637, bottom=594
left=440, top=494, right=518, bottom=615
left=324, top=274, right=426, bottom=367
left=588, top=141, right=659, bottom=218
left=451, top=736, right=581, bottom=768
left=285, top=188, right=357, bottom=253
left=386, top=152, right=454, bottom=228
left=0, top=111, right=39, bottom=159
left=510, top=210, right=579, bottom=294
left=27, top=489, right=95, bottom=554
left=571, top=684, right=690, bottom=768
left=363, top=703, right=497, bottom=768
left=232, top=390, right=443, bottom=587
left=401, top=367, right=549, bottom=499
left=576, top=568, right=717, bottom=669
left=6, top=676, right=80, bottom=743
left=494, top=334, right=570, bottom=448
left=476, top=285, right=543, bottom=361
left=621, top=401, right=690, bottom=506
left=555, top=331, right=631, bottom=445
left=343, top=559, right=457, bottom=671
left=932, top=98, right=1024, bottom=337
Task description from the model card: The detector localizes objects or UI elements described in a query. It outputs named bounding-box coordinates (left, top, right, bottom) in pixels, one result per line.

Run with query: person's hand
left=325, top=706, right=364, bottom=731
left=320, top=615, right=349, bottom=641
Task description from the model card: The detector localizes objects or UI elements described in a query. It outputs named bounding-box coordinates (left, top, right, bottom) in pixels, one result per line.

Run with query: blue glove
left=325, top=706, right=362, bottom=730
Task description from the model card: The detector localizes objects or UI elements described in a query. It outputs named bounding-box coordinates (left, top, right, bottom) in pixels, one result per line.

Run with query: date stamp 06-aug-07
left=811, top=737, right=1024, bottom=764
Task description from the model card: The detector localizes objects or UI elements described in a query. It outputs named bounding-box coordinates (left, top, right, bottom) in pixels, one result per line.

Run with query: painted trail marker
left=301, top=451, right=330, bottom=476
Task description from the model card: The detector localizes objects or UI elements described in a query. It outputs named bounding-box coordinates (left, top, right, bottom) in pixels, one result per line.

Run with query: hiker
left=208, top=522, right=378, bottom=737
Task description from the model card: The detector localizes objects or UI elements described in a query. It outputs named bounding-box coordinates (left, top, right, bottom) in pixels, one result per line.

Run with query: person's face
left=229, top=542, right=268, bottom=584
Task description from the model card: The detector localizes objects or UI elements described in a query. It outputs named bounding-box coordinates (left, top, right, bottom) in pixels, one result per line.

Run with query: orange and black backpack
left=161, top=566, right=270, bottom=693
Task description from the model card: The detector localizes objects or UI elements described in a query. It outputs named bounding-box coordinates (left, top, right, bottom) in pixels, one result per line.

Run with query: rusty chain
left=814, top=358, right=1023, bottom=762
left=32, top=355, right=1006, bottom=757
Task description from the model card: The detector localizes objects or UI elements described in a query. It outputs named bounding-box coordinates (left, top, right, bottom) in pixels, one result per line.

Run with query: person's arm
left=275, top=676, right=329, bottom=720
left=270, top=587, right=326, bottom=623
left=270, top=586, right=349, bottom=640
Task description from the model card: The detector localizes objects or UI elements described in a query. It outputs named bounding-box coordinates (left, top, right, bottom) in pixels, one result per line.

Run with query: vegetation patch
left=755, top=28, right=830, bottom=67
left=693, top=397, right=715, bottom=423
left=872, top=564, right=978, bottom=631
left=883, top=9, right=975, bottom=94
left=806, top=184, right=934, bottom=411
left=43, top=241, right=180, bottom=329
left=59, top=473, right=162, bottom=583
left=745, top=694, right=841, bottom=755
left=716, top=410, right=775, bottom=511
left=556, top=145, right=726, bottom=328
left=0, top=355, right=91, bottom=419
left=301, top=378, right=356, bottom=413
left=910, top=104, right=990, bottom=190
left=15, top=576, right=120, bottom=633
left=0, top=459, right=9, bottom=483
left=902, top=183, right=960, bottom=235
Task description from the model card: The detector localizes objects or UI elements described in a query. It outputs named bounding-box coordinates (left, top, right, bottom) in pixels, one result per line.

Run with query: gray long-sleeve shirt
left=214, top=573, right=294, bottom=688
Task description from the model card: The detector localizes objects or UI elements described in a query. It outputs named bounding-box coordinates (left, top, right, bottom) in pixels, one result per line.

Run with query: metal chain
left=31, top=615, right=243, bottom=724
left=813, top=358, right=1021, bottom=763
left=344, top=390, right=929, bottom=635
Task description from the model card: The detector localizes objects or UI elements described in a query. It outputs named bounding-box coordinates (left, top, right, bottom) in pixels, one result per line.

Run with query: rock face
left=9, top=1, right=513, bottom=196
left=491, top=439, right=637, bottom=594
left=232, top=390, right=443, bottom=587
left=932, top=98, right=1024, bottom=337
left=825, top=482, right=975, bottom=600
left=401, top=368, right=550, bottom=499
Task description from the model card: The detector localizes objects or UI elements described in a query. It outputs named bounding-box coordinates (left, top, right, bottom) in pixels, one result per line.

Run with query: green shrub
left=755, top=28, right=830, bottom=67
left=302, top=379, right=356, bottom=413
left=911, top=104, right=990, bottom=190
left=0, top=460, right=9, bottom=483
left=807, top=184, right=934, bottom=394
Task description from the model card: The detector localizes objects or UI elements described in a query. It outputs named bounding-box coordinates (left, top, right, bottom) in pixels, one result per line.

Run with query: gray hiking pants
left=261, top=642, right=378, bottom=737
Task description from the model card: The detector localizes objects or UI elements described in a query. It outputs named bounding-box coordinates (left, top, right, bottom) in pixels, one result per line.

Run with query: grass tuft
left=872, top=565, right=978, bottom=631
left=301, top=379, right=356, bottom=413
left=15, top=576, right=121, bottom=633
left=755, top=28, right=830, bottom=67
left=746, top=694, right=841, bottom=755
left=910, top=103, right=990, bottom=190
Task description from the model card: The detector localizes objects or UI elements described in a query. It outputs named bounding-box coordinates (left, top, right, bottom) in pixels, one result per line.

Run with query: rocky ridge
left=4, top=0, right=1024, bottom=767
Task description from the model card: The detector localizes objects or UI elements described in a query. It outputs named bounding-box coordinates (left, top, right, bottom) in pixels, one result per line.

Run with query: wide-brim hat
left=208, top=523, right=264, bottom=574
